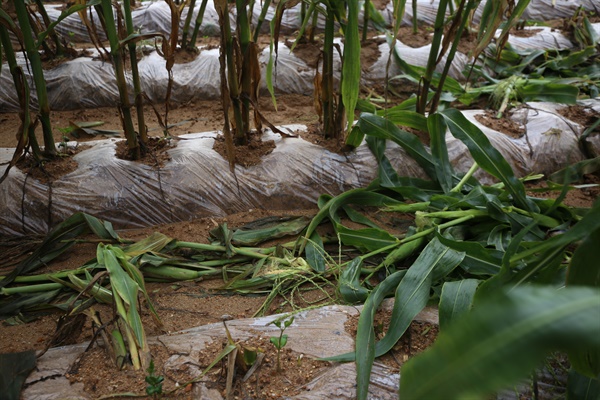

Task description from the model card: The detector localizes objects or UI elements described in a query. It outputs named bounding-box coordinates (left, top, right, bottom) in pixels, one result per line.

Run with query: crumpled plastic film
left=505, top=26, right=575, bottom=52
left=0, top=53, right=39, bottom=112
left=139, top=48, right=222, bottom=103
left=258, top=42, right=342, bottom=96
left=384, top=0, right=447, bottom=27
left=514, top=102, right=589, bottom=173
left=45, top=57, right=123, bottom=110
left=0, top=126, right=384, bottom=236
left=2, top=99, right=598, bottom=236
left=372, top=40, right=469, bottom=81
left=473, top=0, right=598, bottom=23
left=43, top=3, right=106, bottom=43
left=521, top=0, right=598, bottom=21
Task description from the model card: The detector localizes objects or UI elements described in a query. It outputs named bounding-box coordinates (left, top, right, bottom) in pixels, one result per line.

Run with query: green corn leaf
left=342, top=0, right=360, bottom=132
left=439, top=279, right=479, bottom=330
left=336, top=225, right=398, bottom=253
left=231, top=216, right=309, bottom=246
left=305, top=231, right=326, bottom=273
left=101, top=245, right=145, bottom=351
left=567, top=368, right=600, bottom=400
left=0, top=290, right=61, bottom=317
left=376, top=109, right=428, bottom=132
left=1, top=213, right=120, bottom=288
left=567, top=226, right=600, bottom=378
left=441, top=108, right=537, bottom=213
left=365, top=136, right=439, bottom=200
left=358, top=113, right=437, bottom=180
left=436, top=233, right=502, bottom=276
left=0, top=351, right=36, bottom=400
left=510, top=199, right=600, bottom=266
left=339, top=257, right=370, bottom=303
left=400, top=286, right=600, bottom=399
left=328, top=239, right=463, bottom=398
left=299, top=189, right=401, bottom=253
left=428, top=113, right=453, bottom=193
left=122, top=232, right=172, bottom=256
left=324, top=269, right=408, bottom=398
left=520, top=83, right=579, bottom=104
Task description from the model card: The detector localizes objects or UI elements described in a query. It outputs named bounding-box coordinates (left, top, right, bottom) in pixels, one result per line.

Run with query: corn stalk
left=95, top=0, right=140, bottom=159
left=214, top=0, right=262, bottom=151
left=123, top=0, right=148, bottom=143
left=13, top=0, right=56, bottom=158
left=0, top=18, right=40, bottom=184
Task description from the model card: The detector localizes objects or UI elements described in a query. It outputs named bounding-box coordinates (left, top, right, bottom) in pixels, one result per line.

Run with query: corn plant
left=214, top=0, right=280, bottom=169
left=272, top=0, right=360, bottom=141
left=12, top=0, right=57, bottom=158
left=94, top=0, right=142, bottom=159
left=299, top=106, right=600, bottom=398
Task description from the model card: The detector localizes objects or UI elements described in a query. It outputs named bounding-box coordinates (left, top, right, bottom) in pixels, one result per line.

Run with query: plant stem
left=98, top=0, right=139, bottom=159
left=123, top=0, right=148, bottom=144
left=451, top=162, right=479, bottom=192
left=13, top=0, right=56, bottom=157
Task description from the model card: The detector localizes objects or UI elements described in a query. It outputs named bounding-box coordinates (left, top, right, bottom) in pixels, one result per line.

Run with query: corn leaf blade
left=400, top=286, right=600, bottom=399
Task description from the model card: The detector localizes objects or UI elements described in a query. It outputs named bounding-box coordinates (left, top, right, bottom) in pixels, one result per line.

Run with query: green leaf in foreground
left=400, top=286, right=600, bottom=399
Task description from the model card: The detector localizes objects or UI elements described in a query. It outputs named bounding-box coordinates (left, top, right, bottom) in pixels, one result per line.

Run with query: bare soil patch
left=475, top=110, right=526, bottom=138
left=14, top=145, right=88, bottom=183
left=557, top=104, right=600, bottom=129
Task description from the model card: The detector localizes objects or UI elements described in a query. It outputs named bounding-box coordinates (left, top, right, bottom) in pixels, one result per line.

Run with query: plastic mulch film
left=0, top=126, right=381, bottom=236
left=5, top=98, right=599, bottom=237
left=473, top=0, right=598, bottom=23
left=504, top=26, right=575, bottom=52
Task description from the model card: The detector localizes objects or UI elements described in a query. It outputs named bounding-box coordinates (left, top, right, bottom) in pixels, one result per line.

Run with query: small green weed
left=270, top=316, right=295, bottom=373
left=145, top=359, right=164, bottom=399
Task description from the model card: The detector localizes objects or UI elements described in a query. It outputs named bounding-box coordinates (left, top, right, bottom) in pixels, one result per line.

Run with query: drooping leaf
left=358, top=113, right=437, bottom=180
left=400, top=286, right=600, bottom=399
left=339, top=257, right=370, bottom=303
left=441, top=108, right=537, bottom=213
left=0, top=213, right=120, bottom=288
left=305, top=231, right=326, bottom=273
left=231, top=216, right=309, bottom=246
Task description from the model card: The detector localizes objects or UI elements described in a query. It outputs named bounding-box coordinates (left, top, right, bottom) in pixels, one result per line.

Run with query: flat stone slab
left=22, top=302, right=439, bottom=399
